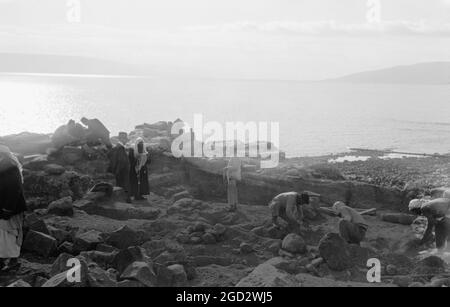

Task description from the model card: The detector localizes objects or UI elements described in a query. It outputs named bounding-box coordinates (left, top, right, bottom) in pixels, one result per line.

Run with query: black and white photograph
left=0, top=0, right=450, bottom=292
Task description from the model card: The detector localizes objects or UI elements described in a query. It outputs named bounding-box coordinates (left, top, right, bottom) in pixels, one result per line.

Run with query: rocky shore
left=0, top=120, right=448, bottom=287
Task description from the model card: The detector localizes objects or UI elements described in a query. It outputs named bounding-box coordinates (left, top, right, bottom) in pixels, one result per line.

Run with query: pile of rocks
left=176, top=222, right=227, bottom=245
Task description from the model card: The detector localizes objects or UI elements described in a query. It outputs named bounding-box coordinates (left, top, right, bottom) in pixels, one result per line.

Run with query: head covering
left=332, top=201, right=346, bottom=212
left=134, top=137, right=148, bottom=172
left=0, top=145, right=23, bottom=182
left=408, top=199, right=428, bottom=212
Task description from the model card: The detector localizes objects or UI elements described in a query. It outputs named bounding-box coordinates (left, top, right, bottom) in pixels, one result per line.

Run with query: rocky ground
left=1, top=121, right=449, bottom=287
left=282, top=151, right=450, bottom=192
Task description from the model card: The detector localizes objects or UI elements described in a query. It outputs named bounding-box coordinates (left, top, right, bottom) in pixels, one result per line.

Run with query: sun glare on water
left=0, top=79, right=75, bottom=136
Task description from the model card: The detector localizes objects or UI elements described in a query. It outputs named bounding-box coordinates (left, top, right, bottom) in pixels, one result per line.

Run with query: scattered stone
left=23, top=230, right=57, bottom=257
left=202, top=233, right=216, bottom=245
left=282, top=233, right=307, bottom=254
left=105, top=225, right=144, bottom=250
left=184, top=263, right=197, bottom=281
left=44, top=164, right=66, bottom=175
left=73, top=230, right=103, bottom=253
left=267, top=226, right=286, bottom=240
left=240, top=243, right=254, bottom=254
left=318, top=233, right=352, bottom=271
left=48, top=225, right=72, bottom=244
left=48, top=196, right=74, bottom=217
left=413, top=256, right=447, bottom=275
left=96, top=243, right=118, bottom=253
left=193, top=221, right=210, bottom=233
left=427, top=278, right=450, bottom=287
left=112, top=246, right=148, bottom=275
left=46, top=255, right=89, bottom=287
left=278, top=249, right=295, bottom=259
left=7, top=280, right=32, bottom=287
left=77, top=201, right=160, bottom=221
left=166, top=264, right=188, bottom=286
left=236, top=261, right=299, bottom=287
left=190, top=236, right=202, bottom=244
left=385, top=264, right=398, bottom=276
left=58, top=242, right=75, bottom=255
left=87, top=263, right=117, bottom=287
left=50, top=253, right=76, bottom=276
left=267, top=241, right=282, bottom=254
left=310, top=257, right=324, bottom=267
left=393, top=276, right=413, bottom=288
left=212, top=223, right=227, bottom=237
left=117, top=280, right=146, bottom=287
left=24, top=215, right=50, bottom=235
left=34, top=276, right=49, bottom=287
left=176, top=233, right=190, bottom=244
left=120, top=261, right=156, bottom=287
left=408, top=282, right=424, bottom=288
left=173, top=191, right=192, bottom=202
left=80, top=251, right=116, bottom=267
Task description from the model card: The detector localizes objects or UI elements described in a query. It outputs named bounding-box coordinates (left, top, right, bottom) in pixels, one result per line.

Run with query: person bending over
left=269, top=192, right=310, bottom=231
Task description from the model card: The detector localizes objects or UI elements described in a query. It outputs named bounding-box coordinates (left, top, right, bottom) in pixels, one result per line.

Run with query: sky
left=0, top=0, right=449, bottom=80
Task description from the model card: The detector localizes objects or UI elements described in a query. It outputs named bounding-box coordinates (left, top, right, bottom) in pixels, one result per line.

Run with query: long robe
left=128, top=148, right=150, bottom=198
left=108, top=144, right=131, bottom=194
left=0, top=160, right=27, bottom=259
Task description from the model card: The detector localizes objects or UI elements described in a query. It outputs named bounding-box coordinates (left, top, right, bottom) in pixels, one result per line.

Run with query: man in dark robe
left=128, top=138, right=150, bottom=201
left=108, top=143, right=132, bottom=203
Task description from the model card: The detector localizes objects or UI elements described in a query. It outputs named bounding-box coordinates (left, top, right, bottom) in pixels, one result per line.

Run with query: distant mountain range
left=0, top=53, right=449, bottom=84
left=326, top=62, right=450, bottom=85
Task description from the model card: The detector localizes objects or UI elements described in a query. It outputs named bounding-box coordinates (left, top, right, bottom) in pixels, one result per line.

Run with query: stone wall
left=183, top=160, right=407, bottom=211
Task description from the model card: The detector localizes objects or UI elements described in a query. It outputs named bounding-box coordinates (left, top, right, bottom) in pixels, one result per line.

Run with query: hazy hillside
left=0, top=53, right=144, bottom=75
left=326, top=62, right=450, bottom=84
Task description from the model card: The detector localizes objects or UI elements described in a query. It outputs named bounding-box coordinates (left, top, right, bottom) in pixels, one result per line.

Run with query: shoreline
left=2, top=128, right=450, bottom=194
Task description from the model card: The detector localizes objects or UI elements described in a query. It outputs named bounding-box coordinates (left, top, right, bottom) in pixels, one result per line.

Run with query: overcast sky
left=0, top=0, right=449, bottom=79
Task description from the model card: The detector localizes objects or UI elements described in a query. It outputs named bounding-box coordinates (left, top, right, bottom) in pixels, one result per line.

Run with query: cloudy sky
left=0, top=0, right=449, bottom=79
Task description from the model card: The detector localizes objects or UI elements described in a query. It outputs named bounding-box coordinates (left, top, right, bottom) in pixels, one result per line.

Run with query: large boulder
left=48, top=196, right=74, bottom=217
left=48, top=226, right=72, bottom=245
left=23, top=230, right=57, bottom=257
left=24, top=213, right=50, bottom=235
left=44, top=254, right=89, bottom=287
left=80, top=251, right=117, bottom=267
left=166, top=264, right=188, bottom=286
left=281, top=233, right=307, bottom=255
left=413, top=256, right=447, bottom=275
left=318, top=233, right=353, bottom=271
left=87, top=263, right=117, bottom=287
left=120, top=261, right=156, bottom=287
left=73, top=230, right=103, bottom=253
left=104, top=225, right=147, bottom=250
left=112, top=246, right=148, bottom=275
